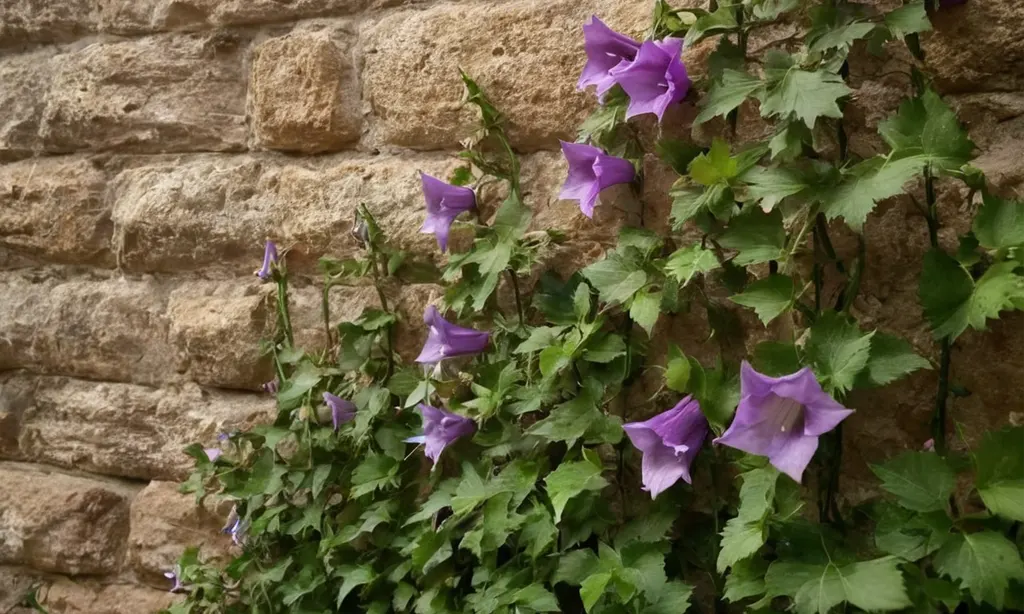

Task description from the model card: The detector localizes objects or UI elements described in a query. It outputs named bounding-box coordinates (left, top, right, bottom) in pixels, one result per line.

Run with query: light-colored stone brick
left=0, top=464, right=136, bottom=575
left=361, top=0, right=652, bottom=151
left=0, top=50, right=53, bottom=162
left=0, top=0, right=97, bottom=47
left=0, top=157, right=113, bottom=269
left=39, top=34, right=247, bottom=154
left=128, top=481, right=232, bottom=588
left=98, top=0, right=373, bottom=35
left=0, top=373, right=273, bottom=480
left=251, top=32, right=362, bottom=153
left=924, top=0, right=1024, bottom=93
left=38, top=578, right=178, bottom=614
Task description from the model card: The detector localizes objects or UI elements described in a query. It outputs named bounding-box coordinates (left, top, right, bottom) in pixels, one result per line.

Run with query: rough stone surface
left=0, top=374, right=273, bottom=480
left=0, top=51, right=53, bottom=162
left=0, top=464, right=135, bottom=575
left=35, top=578, right=178, bottom=614
left=39, top=34, right=248, bottom=154
left=924, top=0, right=1024, bottom=94
left=361, top=0, right=654, bottom=151
left=127, top=481, right=232, bottom=587
left=0, top=157, right=113, bottom=269
left=251, top=32, right=362, bottom=152
left=0, top=0, right=97, bottom=47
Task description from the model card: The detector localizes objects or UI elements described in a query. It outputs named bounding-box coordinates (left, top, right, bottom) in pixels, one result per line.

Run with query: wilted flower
left=923, top=438, right=936, bottom=452
left=203, top=448, right=222, bottom=462
left=420, top=173, right=476, bottom=252
left=415, top=305, right=489, bottom=364
left=623, top=396, right=709, bottom=499
left=261, top=379, right=279, bottom=394
left=715, top=362, right=854, bottom=483
left=577, top=16, right=641, bottom=99
left=610, top=38, right=690, bottom=122
left=558, top=141, right=635, bottom=218
left=323, top=392, right=356, bottom=431
left=164, top=566, right=188, bottom=593
left=404, top=404, right=476, bottom=466
left=222, top=516, right=249, bottom=546
left=351, top=211, right=371, bottom=248
left=254, top=240, right=278, bottom=281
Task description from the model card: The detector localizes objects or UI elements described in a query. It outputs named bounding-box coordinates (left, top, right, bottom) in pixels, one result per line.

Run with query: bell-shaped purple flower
left=222, top=515, right=249, bottom=546
left=420, top=173, right=476, bottom=253
left=609, top=38, right=690, bottom=122
left=255, top=240, right=278, bottom=281
left=577, top=16, right=641, bottom=99
left=203, top=448, right=222, bottom=462
left=404, top=404, right=476, bottom=466
left=559, top=141, right=635, bottom=218
left=323, top=392, right=356, bottom=431
left=623, top=396, right=709, bottom=499
left=415, top=305, right=489, bottom=364
left=164, top=565, right=188, bottom=593
left=715, top=362, right=854, bottom=483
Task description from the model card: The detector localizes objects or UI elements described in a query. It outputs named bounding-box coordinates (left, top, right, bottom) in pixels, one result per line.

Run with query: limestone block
left=0, top=51, right=53, bottom=162
left=924, top=0, right=1024, bottom=93
left=251, top=32, right=362, bottom=153
left=0, top=0, right=97, bottom=47
left=37, top=579, right=178, bottom=614
left=0, top=464, right=135, bottom=575
left=98, top=0, right=373, bottom=35
left=39, top=34, right=247, bottom=154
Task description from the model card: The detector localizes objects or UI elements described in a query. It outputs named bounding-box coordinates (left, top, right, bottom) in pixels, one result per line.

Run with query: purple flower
left=164, top=566, right=187, bottom=594
left=323, top=392, right=356, bottom=431
left=577, top=16, right=641, bottom=99
left=415, top=305, right=489, bottom=364
left=203, top=448, right=222, bottom=462
left=261, top=379, right=279, bottom=394
left=609, top=38, right=690, bottom=122
left=216, top=432, right=230, bottom=443
left=255, top=240, right=278, bottom=281
left=222, top=517, right=248, bottom=546
left=559, top=141, right=635, bottom=218
left=623, top=396, right=709, bottom=499
left=715, top=362, right=854, bottom=483
left=923, top=438, right=936, bottom=452
left=404, top=404, right=476, bottom=466
left=420, top=173, right=476, bottom=252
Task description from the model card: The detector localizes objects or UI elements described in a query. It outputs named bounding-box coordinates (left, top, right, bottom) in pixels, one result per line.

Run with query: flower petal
left=768, top=435, right=819, bottom=483
left=642, top=444, right=691, bottom=498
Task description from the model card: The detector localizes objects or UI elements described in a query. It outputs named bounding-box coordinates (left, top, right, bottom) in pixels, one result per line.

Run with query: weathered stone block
left=0, top=51, right=53, bottom=162
left=39, top=34, right=247, bottom=153
left=0, top=464, right=135, bottom=575
left=361, top=0, right=651, bottom=151
left=128, top=481, right=232, bottom=587
left=0, top=374, right=273, bottom=480
left=0, top=273, right=177, bottom=387
left=38, top=578, right=178, bottom=614
left=924, top=0, right=1024, bottom=93
left=0, top=0, right=97, bottom=47
left=98, top=0, right=371, bottom=35
left=0, top=157, right=113, bottom=269
left=251, top=32, right=361, bottom=153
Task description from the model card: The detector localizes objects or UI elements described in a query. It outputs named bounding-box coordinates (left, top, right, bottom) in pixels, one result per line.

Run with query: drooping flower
left=923, top=438, right=936, bottom=452
left=609, top=38, right=690, bottom=122
left=254, top=240, right=278, bottom=281
left=217, top=432, right=231, bottom=443
left=623, top=396, right=709, bottom=499
left=715, top=362, right=854, bottom=483
left=577, top=16, right=641, bottom=99
left=404, top=404, right=476, bottom=466
left=415, top=305, right=489, bottom=364
left=261, top=379, right=279, bottom=394
left=323, top=392, right=357, bottom=431
left=164, top=566, right=188, bottom=594
left=203, top=448, right=222, bottom=462
left=420, top=173, right=476, bottom=252
left=222, top=516, right=249, bottom=546
left=558, top=141, right=635, bottom=218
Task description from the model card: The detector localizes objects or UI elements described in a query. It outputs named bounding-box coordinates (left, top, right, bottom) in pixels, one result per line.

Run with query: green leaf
left=555, top=549, right=600, bottom=585
left=520, top=506, right=558, bottom=559
left=664, top=244, right=720, bottom=286
left=311, top=464, right=332, bottom=500
left=580, top=572, right=612, bottom=612
left=718, top=208, right=786, bottom=266
left=805, top=311, right=875, bottom=394
left=277, top=362, right=322, bottom=409
left=934, top=531, right=1024, bottom=609
left=730, top=274, right=797, bottom=325
left=545, top=455, right=608, bottom=522
left=513, top=585, right=559, bottom=612
left=665, top=345, right=692, bottom=393
left=724, top=557, right=768, bottom=603
left=974, top=427, right=1024, bottom=521
left=335, top=565, right=373, bottom=606
left=582, top=255, right=648, bottom=306
left=808, top=22, right=876, bottom=54
left=752, top=341, right=802, bottom=376
left=684, top=5, right=739, bottom=45
left=741, top=166, right=809, bottom=212
left=350, top=454, right=400, bottom=498
left=921, top=250, right=1024, bottom=339
left=617, top=226, right=663, bottom=256
left=973, top=193, right=1024, bottom=250
left=629, top=289, right=662, bottom=335
left=759, top=67, right=851, bottom=128
left=858, top=333, right=931, bottom=387
left=879, top=89, right=974, bottom=171
left=656, top=138, right=705, bottom=175
left=718, top=467, right=778, bottom=573
left=819, top=155, right=927, bottom=230
left=792, top=557, right=912, bottom=614
left=875, top=504, right=952, bottom=561
left=885, top=0, right=932, bottom=37
left=493, top=194, right=531, bottom=242
left=644, top=579, right=694, bottom=614
left=689, top=138, right=739, bottom=186
left=695, top=70, right=764, bottom=124
left=671, top=183, right=734, bottom=226
left=871, top=451, right=955, bottom=512
left=516, top=326, right=567, bottom=354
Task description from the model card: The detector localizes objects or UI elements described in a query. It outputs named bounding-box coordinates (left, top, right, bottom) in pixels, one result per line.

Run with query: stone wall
left=0, top=0, right=1022, bottom=611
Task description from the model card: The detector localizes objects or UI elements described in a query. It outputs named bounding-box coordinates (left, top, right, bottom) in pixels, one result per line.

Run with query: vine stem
left=506, top=269, right=525, bottom=328
left=275, top=276, right=294, bottom=348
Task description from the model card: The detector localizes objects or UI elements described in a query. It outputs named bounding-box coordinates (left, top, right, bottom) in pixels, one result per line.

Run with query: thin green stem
left=841, top=235, right=866, bottom=314
left=321, top=280, right=333, bottom=348
left=506, top=268, right=526, bottom=328
left=275, top=276, right=294, bottom=348
left=933, top=340, right=952, bottom=455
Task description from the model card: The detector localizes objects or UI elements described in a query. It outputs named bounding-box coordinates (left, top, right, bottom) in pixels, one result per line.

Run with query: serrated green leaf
left=582, top=255, right=648, bottom=306
left=885, top=0, right=932, bottom=38
left=513, top=585, right=560, bottom=612
left=545, top=457, right=608, bottom=522
left=718, top=467, right=778, bottom=573
left=730, top=274, right=797, bottom=325
left=879, top=89, right=974, bottom=171
left=655, top=138, right=705, bottom=175
left=718, top=208, right=786, bottom=266
left=805, top=311, right=875, bottom=394
left=853, top=332, right=931, bottom=388
left=335, top=565, right=373, bottom=606
left=974, top=427, right=1024, bottom=521
left=664, top=243, right=720, bottom=286
left=973, top=193, right=1024, bottom=250
left=684, top=5, right=739, bottom=45
left=644, top=579, right=694, bottom=614
left=555, top=549, right=600, bottom=585
left=671, top=183, right=734, bottom=227
left=752, top=341, right=802, bottom=376
left=934, top=531, right=1024, bottom=609
left=695, top=70, right=764, bottom=124
left=921, top=250, right=1024, bottom=339
left=515, top=325, right=567, bottom=354
left=759, top=67, right=852, bottom=128
left=741, top=166, right=810, bottom=212
left=724, top=557, right=768, bottom=603
left=871, top=451, right=955, bottom=512
left=819, top=155, right=927, bottom=230
left=665, top=345, right=692, bottom=393
left=689, top=138, right=738, bottom=186
left=875, top=504, right=952, bottom=561
left=580, top=572, right=612, bottom=612
left=792, top=557, right=912, bottom=614
left=629, top=289, right=662, bottom=335
left=350, top=454, right=400, bottom=498
left=808, top=22, right=876, bottom=54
